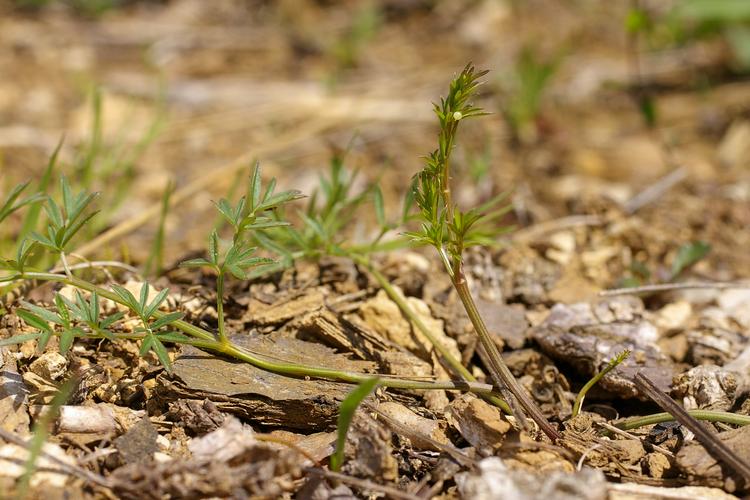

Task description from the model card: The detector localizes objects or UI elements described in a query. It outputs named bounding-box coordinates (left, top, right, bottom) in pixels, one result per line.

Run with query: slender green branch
left=6, top=272, right=498, bottom=395
left=59, top=252, right=72, bottom=279
left=350, top=254, right=467, bottom=377
left=572, top=350, right=630, bottom=418
left=351, top=253, right=511, bottom=414
left=225, top=342, right=491, bottom=392
left=215, top=272, right=228, bottom=345
left=616, top=410, right=750, bottom=431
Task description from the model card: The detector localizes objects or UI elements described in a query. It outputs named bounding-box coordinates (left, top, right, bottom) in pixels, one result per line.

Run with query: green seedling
left=2, top=161, right=499, bottom=397
left=111, top=282, right=184, bottom=371
left=29, top=176, right=99, bottom=278
left=330, top=377, right=379, bottom=472
left=670, top=240, right=711, bottom=279
left=76, top=86, right=164, bottom=234
left=572, top=350, right=631, bottom=418
left=18, top=139, right=60, bottom=243
left=180, top=230, right=273, bottom=345
left=0, top=182, right=46, bottom=228
left=407, top=64, right=559, bottom=440
left=620, top=240, right=711, bottom=288
left=182, top=163, right=303, bottom=344
left=501, top=46, right=561, bottom=142
left=327, top=1, right=382, bottom=86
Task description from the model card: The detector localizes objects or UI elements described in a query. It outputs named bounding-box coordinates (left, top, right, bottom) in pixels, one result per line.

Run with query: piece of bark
left=358, top=288, right=460, bottom=361
left=344, top=411, right=397, bottom=481
left=291, top=307, right=437, bottom=382
left=167, top=399, right=225, bottom=435
left=244, top=289, right=325, bottom=326
left=267, top=429, right=337, bottom=464
left=532, top=300, right=674, bottom=399
left=157, top=333, right=374, bottom=430
left=676, top=425, right=750, bottom=492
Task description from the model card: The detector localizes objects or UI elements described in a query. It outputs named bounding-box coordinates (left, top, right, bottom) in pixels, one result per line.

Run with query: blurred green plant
left=330, top=2, right=382, bottom=70
left=143, top=180, right=174, bottom=278
left=676, top=0, right=750, bottom=69
left=500, top=46, right=562, bottom=143
left=627, top=1, right=750, bottom=73
left=620, top=240, right=711, bottom=288
left=14, top=0, right=123, bottom=17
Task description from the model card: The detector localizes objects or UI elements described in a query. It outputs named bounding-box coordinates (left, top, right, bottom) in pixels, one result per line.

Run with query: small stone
left=654, top=301, right=692, bottom=332
left=29, top=352, right=68, bottom=381
left=114, top=418, right=159, bottom=464
left=156, top=434, right=170, bottom=452
left=545, top=231, right=576, bottom=265
left=447, top=394, right=511, bottom=453
left=644, top=452, right=672, bottom=479
left=377, top=401, right=449, bottom=450
left=475, top=300, right=529, bottom=350
left=672, top=365, right=738, bottom=411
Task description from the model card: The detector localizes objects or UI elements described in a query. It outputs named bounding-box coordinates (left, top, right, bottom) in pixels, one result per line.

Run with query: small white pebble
left=156, top=434, right=171, bottom=452
left=153, top=452, right=172, bottom=463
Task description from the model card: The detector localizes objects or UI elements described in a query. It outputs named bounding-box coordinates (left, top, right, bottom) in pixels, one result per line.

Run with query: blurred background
left=0, top=0, right=748, bottom=274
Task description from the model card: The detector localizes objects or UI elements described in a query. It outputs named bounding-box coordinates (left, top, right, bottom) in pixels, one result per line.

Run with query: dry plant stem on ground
left=634, top=372, right=750, bottom=484
left=408, top=64, right=560, bottom=441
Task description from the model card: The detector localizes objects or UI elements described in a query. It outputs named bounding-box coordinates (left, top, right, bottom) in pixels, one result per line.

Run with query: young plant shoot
left=407, top=64, right=561, bottom=441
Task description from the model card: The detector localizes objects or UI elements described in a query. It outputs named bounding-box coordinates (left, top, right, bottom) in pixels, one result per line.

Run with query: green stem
left=59, top=251, right=72, bottom=279
left=7, top=272, right=498, bottom=395
left=452, top=275, right=561, bottom=441
left=223, top=342, right=492, bottom=392
left=350, top=253, right=511, bottom=414
left=572, top=350, right=630, bottom=418
left=617, top=410, right=750, bottom=431
left=216, top=271, right=228, bottom=345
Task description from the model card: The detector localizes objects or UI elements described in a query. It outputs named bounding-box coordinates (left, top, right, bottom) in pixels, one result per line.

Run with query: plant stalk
left=351, top=253, right=511, bottom=414
left=452, top=274, right=561, bottom=441
left=216, top=271, right=228, bottom=344
left=616, top=410, right=750, bottom=431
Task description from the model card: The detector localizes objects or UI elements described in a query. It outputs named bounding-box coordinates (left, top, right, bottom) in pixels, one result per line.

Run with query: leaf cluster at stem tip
left=180, top=163, right=303, bottom=279
left=405, top=64, right=512, bottom=270
left=29, top=176, right=99, bottom=255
